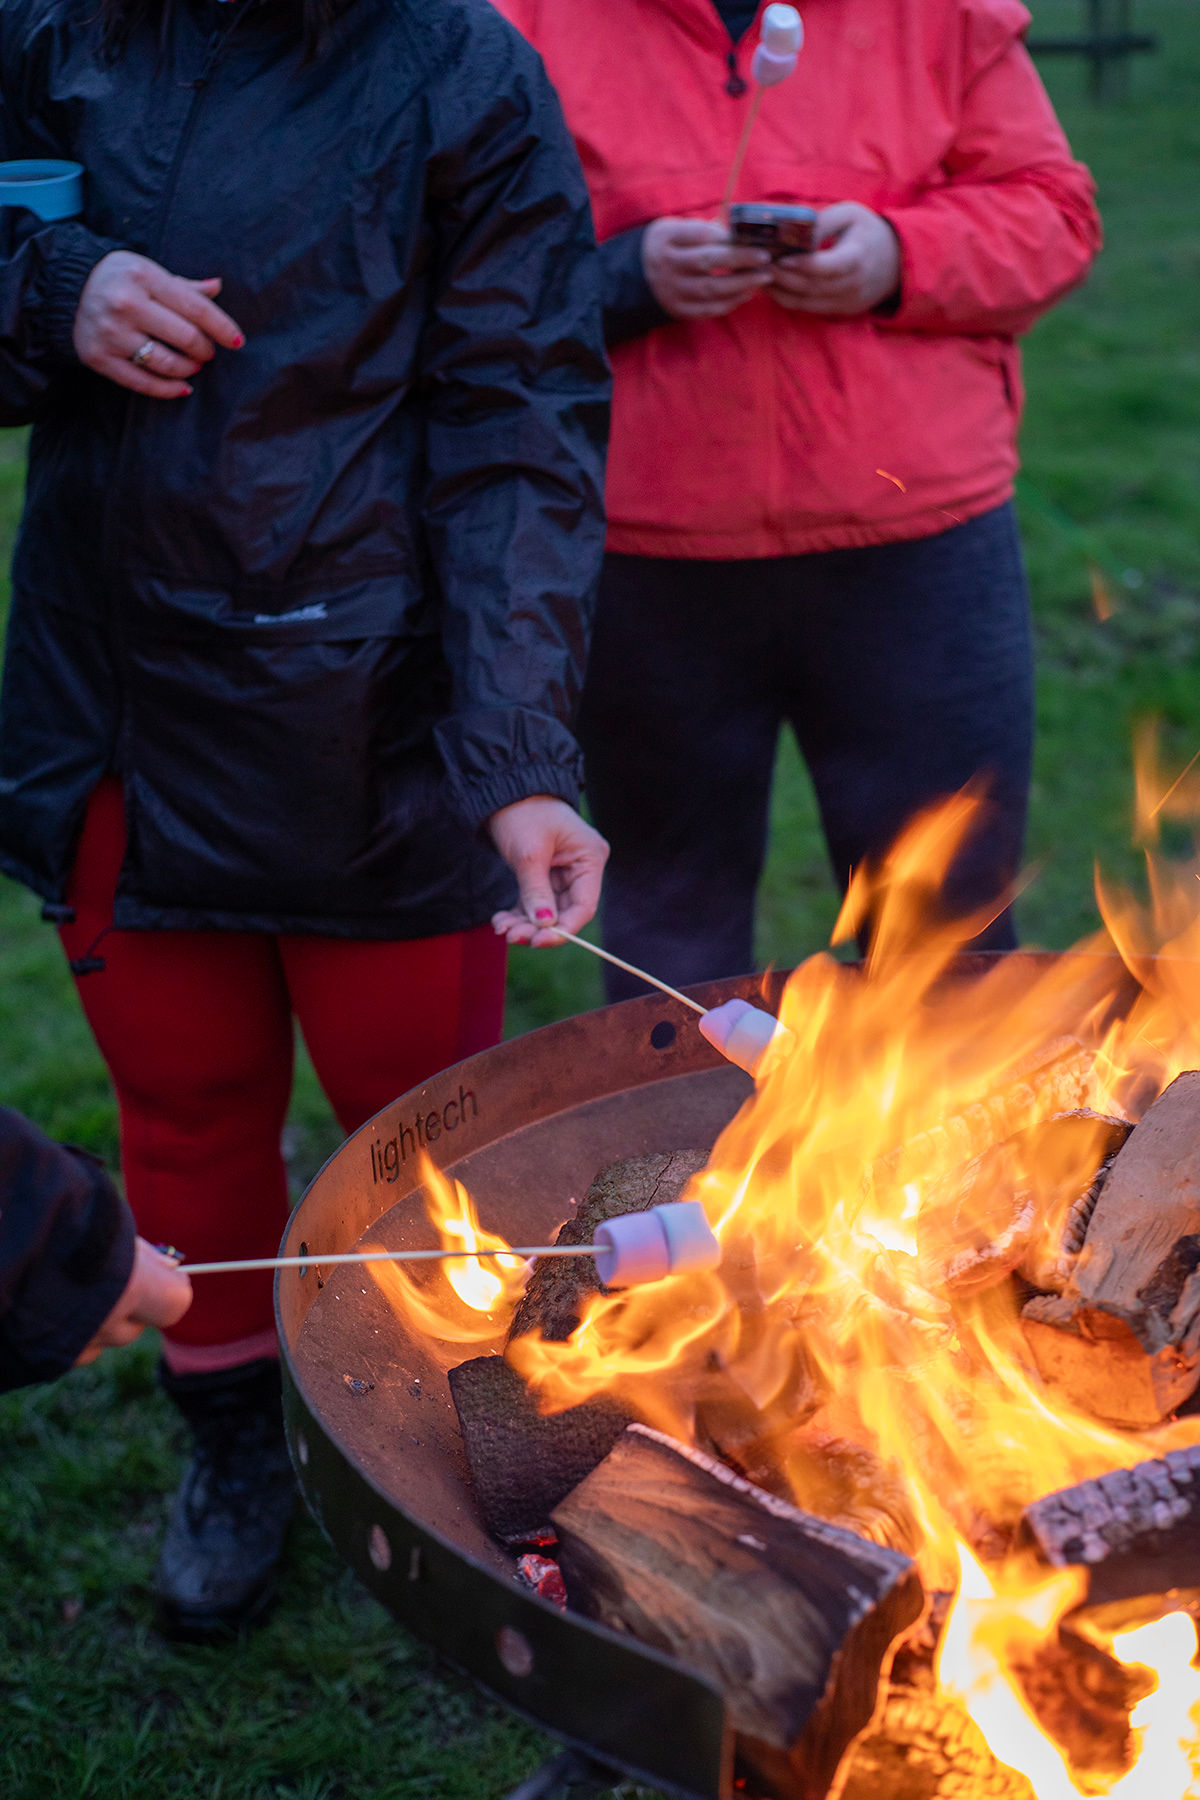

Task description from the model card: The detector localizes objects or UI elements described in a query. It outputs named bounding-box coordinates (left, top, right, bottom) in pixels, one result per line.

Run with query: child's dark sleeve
left=0, top=1107, right=135, bottom=1391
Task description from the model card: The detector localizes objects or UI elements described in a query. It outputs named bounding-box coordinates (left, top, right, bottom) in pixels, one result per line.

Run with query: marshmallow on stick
left=176, top=1200, right=722, bottom=1291
left=753, top=2, right=804, bottom=83
left=722, top=4, right=804, bottom=215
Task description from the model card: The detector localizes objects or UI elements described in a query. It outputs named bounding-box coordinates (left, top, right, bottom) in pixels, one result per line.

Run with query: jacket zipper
left=100, top=9, right=246, bottom=779
left=725, top=48, right=747, bottom=96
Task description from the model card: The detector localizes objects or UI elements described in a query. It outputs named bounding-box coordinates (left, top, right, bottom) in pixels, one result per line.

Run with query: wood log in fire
left=1016, top=1443, right=1200, bottom=1617
left=448, top=1353, right=629, bottom=1548
left=912, top=1108, right=1130, bottom=1299
left=870, top=1036, right=1094, bottom=1202
left=551, top=1423, right=923, bottom=1800
left=451, top=1151, right=708, bottom=1544
left=1021, top=1071, right=1200, bottom=1426
left=839, top=1595, right=1139, bottom=1796
left=837, top=1681, right=1034, bottom=1800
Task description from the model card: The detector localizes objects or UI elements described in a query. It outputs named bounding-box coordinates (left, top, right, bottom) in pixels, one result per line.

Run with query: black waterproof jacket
left=0, top=1107, right=135, bottom=1390
left=0, top=0, right=609, bottom=936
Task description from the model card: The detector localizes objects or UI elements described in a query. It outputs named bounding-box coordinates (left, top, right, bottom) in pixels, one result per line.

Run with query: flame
left=371, top=735, right=1200, bottom=1794
left=937, top=1542, right=1200, bottom=1798
left=365, top=1155, right=526, bottom=1343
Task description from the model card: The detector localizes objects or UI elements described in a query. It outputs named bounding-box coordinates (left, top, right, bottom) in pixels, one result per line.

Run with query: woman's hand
left=73, top=251, right=245, bottom=399
left=770, top=202, right=901, bottom=316
left=489, top=795, right=609, bottom=947
left=74, top=1238, right=193, bottom=1366
left=642, top=217, right=772, bottom=320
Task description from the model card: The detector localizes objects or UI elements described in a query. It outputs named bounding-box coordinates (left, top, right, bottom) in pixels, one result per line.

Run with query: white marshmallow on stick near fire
left=698, top=997, right=791, bottom=1077
left=752, top=2, right=803, bottom=84
left=545, top=928, right=792, bottom=1078
left=594, top=1200, right=721, bottom=1288
left=176, top=1201, right=722, bottom=1289
left=719, top=5, right=804, bottom=218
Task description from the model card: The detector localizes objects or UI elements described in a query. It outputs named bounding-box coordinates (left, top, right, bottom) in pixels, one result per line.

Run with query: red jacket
left=493, top=0, right=1100, bottom=558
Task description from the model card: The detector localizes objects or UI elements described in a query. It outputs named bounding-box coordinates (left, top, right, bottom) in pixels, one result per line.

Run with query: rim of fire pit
left=275, top=952, right=1137, bottom=1800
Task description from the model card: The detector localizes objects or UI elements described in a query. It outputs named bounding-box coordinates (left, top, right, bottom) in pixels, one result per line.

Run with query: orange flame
left=938, top=1542, right=1200, bottom=1797
left=372, top=740, right=1200, bottom=1794
left=366, top=1155, right=526, bottom=1343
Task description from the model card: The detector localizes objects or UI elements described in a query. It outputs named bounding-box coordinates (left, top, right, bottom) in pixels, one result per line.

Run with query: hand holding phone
left=641, top=216, right=773, bottom=321
left=768, top=201, right=901, bottom=316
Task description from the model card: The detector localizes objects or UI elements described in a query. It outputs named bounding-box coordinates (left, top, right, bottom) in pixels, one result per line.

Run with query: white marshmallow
left=697, top=998, right=790, bottom=1076
left=753, top=3, right=802, bottom=84
left=593, top=1200, right=720, bottom=1288
left=761, top=3, right=803, bottom=54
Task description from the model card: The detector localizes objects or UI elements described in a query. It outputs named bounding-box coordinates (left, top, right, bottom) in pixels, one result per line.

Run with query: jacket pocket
left=117, top=576, right=480, bottom=923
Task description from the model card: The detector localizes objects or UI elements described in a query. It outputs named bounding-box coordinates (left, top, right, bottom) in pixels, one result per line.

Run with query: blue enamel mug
left=0, top=159, right=83, bottom=221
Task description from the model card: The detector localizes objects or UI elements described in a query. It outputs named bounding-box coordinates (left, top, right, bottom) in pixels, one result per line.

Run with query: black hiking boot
left=156, top=1357, right=296, bottom=1640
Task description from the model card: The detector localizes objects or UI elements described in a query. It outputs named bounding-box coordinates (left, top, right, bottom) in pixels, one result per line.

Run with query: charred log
left=551, top=1423, right=923, bottom=1800
left=836, top=1682, right=1034, bottom=1800
left=1022, top=1072, right=1200, bottom=1426
left=839, top=1598, right=1138, bottom=1797
left=1016, top=1444, right=1200, bottom=1617
left=448, top=1354, right=629, bottom=1548
left=506, top=1150, right=708, bottom=1345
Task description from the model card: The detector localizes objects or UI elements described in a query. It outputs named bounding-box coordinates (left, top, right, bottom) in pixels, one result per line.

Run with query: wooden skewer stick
left=720, top=86, right=764, bottom=219
left=547, top=926, right=708, bottom=1015
left=178, top=1245, right=600, bottom=1276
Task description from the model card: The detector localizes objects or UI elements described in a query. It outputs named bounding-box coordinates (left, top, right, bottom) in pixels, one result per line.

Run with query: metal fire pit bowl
left=276, top=954, right=1134, bottom=1800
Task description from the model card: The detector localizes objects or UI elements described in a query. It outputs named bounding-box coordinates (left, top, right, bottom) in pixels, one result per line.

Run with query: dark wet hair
left=97, top=0, right=352, bottom=62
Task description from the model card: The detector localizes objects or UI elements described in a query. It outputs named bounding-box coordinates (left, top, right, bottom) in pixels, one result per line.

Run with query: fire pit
left=276, top=941, right=1200, bottom=1800
left=278, top=969, right=779, bottom=1799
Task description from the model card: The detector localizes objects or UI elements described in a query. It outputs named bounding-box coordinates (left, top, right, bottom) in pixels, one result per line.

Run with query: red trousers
left=60, top=778, right=507, bottom=1368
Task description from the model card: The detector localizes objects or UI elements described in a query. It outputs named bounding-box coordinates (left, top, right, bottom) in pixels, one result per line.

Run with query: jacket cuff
left=451, top=763, right=583, bottom=834
left=35, top=225, right=119, bottom=363
left=600, top=225, right=672, bottom=349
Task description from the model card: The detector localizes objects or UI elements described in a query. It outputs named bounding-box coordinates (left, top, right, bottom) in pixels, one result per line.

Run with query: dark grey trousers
left=577, top=502, right=1034, bottom=1000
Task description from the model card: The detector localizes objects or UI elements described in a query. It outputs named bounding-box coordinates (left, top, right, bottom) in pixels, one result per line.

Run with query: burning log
left=1022, top=1071, right=1200, bottom=1426
left=871, top=1035, right=1093, bottom=1200
left=451, top=1152, right=709, bottom=1545
left=1016, top=1444, right=1200, bottom=1617
left=839, top=1596, right=1139, bottom=1797
left=916, top=1109, right=1131, bottom=1299
left=1017, top=1111, right=1132, bottom=1292
left=506, top=1149, right=708, bottom=1344
left=551, top=1423, right=924, bottom=1800
left=447, top=1354, right=629, bottom=1548
left=837, top=1682, right=1034, bottom=1800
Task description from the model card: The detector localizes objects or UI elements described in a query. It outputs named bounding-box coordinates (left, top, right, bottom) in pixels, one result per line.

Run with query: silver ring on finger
left=131, top=339, right=158, bottom=370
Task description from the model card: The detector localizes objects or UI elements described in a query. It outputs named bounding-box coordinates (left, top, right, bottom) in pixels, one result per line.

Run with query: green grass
left=3, top=8, right=1200, bottom=1793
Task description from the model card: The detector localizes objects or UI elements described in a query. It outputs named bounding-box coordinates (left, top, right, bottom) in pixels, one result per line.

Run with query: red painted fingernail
left=232, top=334, right=245, bottom=349
left=534, top=909, right=555, bottom=921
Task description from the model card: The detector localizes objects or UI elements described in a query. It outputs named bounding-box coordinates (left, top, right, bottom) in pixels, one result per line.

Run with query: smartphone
left=728, top=202, right=818, bottom=257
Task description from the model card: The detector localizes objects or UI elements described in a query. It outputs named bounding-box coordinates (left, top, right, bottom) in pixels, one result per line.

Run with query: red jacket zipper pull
left=725, top=49, right=747, bottom=97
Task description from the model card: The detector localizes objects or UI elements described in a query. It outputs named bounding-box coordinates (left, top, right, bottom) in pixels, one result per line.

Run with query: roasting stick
left=546, top=926, right=707, bottom=1015
left=546, top=926, right=791, bottom=1077
left=719, top=86, right=765, bottom=218
left=177, top=1245, right=599, bottom=1275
